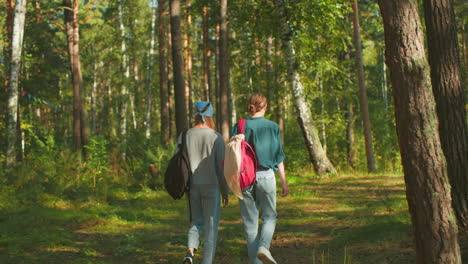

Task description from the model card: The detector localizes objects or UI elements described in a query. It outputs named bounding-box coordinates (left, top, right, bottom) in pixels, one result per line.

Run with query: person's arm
left=277, top=161, right=288, bottom=197
left=214, top=135, right=229, bottom=206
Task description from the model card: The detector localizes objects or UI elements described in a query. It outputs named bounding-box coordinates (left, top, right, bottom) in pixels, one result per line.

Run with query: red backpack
left=237, top=119, right=258, bottom=189
left=224, top=119, right=258, bottom=199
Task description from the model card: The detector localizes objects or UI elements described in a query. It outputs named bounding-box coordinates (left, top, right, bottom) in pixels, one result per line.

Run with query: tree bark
left=64, top=0, right=87, bottom=153
left=145, top=1, right=157, bottom=146
left=169, top=0, right=187, bottom=136
left=423, top=0, right=468, bottom=230
left=184, top=0, right=193, bottom=123
left=378, top=0, right=461, bottom=262
left=158, top=0, right=169, bottom=145
left=274, top=0, right=336, bottom=174
left=351, top=0, right=377, bottom=173
left=219, top=0, right=229, bottom=141
left=215, top=22, right=221, bottom=132
left=5, top=0, right=26, bottom=167
left=167, top=12, right=175, bottom=141
left=202, top=5, right=212, bottom=102
left=118, top=0, right=130, bottom=159
left=346, top=103, right=356, bottom=168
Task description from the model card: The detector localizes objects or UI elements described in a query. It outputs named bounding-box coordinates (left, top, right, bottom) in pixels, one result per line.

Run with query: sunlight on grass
left=0, top=172, right=426, bottom=263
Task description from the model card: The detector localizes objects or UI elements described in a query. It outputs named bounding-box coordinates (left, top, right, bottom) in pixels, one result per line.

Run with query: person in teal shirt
left=231, top=93, right=288, bottom=264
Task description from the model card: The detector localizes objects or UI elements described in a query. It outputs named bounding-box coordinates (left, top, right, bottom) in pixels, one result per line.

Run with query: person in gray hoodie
left=182, top=101, right=229, bottom=264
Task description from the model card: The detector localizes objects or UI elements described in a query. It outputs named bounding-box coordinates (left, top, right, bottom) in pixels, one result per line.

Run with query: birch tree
left=145, top=0, right=157, bottom=146
left=118, top=0, right=130, bottom=159
left=5, top=0, right=26, bottom=166
left=274, top=0, right=336, bottom=174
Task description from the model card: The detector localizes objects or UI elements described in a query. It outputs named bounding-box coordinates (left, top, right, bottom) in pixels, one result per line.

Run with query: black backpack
left=164, top=130, right=192, bottom=200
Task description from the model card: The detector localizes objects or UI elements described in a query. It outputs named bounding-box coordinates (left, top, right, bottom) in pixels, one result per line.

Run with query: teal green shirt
left=231, top=117, right=285, bottom=172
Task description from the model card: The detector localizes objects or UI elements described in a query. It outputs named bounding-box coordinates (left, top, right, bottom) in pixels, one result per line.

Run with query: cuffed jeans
left=187, top=184, right=221, bottom=264
left=239, top=169, right=277, bottom=264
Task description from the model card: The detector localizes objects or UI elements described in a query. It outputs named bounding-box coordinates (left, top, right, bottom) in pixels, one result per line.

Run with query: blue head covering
left=194, top=101, right=213, bottom=123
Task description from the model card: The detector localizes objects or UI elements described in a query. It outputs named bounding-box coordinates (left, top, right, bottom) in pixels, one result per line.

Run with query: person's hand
left=281, top=183, right=289, bottom=197
left=222, top=196, right=229, bottom=207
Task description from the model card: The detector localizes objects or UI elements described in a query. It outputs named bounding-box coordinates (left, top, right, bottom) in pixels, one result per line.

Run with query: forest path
left=1, top=173, right=466, bottom=263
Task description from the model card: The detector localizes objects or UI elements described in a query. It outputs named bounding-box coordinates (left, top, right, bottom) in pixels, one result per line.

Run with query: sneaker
left=183, top=250, right=194, bottom=264
left=257, top=246, right=277, bottom=264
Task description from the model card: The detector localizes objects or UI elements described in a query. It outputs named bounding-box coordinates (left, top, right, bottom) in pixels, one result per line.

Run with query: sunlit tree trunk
left=202, top=4, right=212, bottom=102
left=184, top=0, right=193, bottom=123
left=169, top=0, right=187, bottom=135
left=346, top=103, right=356, bottom=168
left=274, top=38, right=284, bottom=145
left=91, top=61, right=98, bottom=134
left=266, top=36, right=274, bottom=114
left=219, top=0, right=229, bottom=141
left=423, top=0, right=468, bottom=230
left=378, top=0, right=461, bottom=262
left=64, top=0, right=87, bottom=153
left=215, top=22, right=221, bottom=132
left=145, top=1, right=157, bottom=146
left=318, top=76, right=327, bottom=154
left=274, top=0, right=335, bottom=174
left=118, top=0, right=130, bottom=159
left=158, top=0, right=169, bottom=145
left=5, top=0, right=26, bottom=167
left=167, top=13, right=175, bottom=141
left=351, top=0, right=376, bottom=173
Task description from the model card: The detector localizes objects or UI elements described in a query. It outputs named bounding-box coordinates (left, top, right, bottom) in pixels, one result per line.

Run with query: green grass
left=0, top=172, right=466, bottom=263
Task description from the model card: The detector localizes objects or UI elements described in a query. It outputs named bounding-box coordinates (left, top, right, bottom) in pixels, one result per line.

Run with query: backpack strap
left=238, top=119, right=246, bottom=134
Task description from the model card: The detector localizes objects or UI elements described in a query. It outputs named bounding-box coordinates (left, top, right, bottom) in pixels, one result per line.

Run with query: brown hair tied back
left=247, top=93, right=267, bottom=115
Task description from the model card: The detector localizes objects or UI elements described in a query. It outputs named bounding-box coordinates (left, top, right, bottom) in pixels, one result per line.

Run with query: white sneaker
left=257, top=246, right=277, bottom=264
left=183, top=250, right=194, bottom=264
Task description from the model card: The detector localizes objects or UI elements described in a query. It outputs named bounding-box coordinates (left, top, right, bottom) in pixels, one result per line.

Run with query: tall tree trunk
left=346, top=103, right=356, bottom=168
left=318, top=76, right=327, bottom=154
left=266, top=36, right=274, bottom=114
left=423, top=0, right=468, bottom=231
left=215, top=22, right=221, bottom=132
left=64, top=0, right=87, bottom=153
left=351, top=0, right=377, bottom=173
left=91, top=61, right=98, bottom=134
left=169, top=0, right=187, bottom=136
left=167, top=14, right=175, bottom=141
left=158, top=0, right=169, bottom=145
left=5, top=0, right=26, bottom=167
left=3, top=0, right=15, bottom=92
left=184, top=0, right=193, bottom=123
left=378, top=0, right=461, bottom=263
left=118, top=0, right=130, bottom=159
left=219, top=0, right=229, bottom=141
left=146, top=1, right=157, bottom=146
left=274, top=0, right=335, bottom=174
left=274, top=38, right=284, bottom=145
left=202, top=5, right=212, bottom=102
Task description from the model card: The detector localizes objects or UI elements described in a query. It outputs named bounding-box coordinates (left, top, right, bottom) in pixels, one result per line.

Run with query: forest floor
left=1, top=172, right=467, bottom=264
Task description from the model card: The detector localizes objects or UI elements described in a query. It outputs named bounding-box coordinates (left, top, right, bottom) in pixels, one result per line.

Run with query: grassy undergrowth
left=0, top=171, right=466, bottom=263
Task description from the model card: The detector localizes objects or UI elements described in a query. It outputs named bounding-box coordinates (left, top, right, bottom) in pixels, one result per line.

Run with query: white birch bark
left=6, top=0, right=26, bottom=166
left=119, top=0, right=130, bottom=159
left=145, top=2, right=157, bottom=143
left=274, top=0, right=335, bottom=174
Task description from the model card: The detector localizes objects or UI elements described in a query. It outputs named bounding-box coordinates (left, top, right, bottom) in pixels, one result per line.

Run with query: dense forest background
left=0, top=0, right=467, bottom=262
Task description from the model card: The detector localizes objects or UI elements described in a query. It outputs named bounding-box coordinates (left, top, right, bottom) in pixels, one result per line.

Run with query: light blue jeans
left=187, top=184, right=221, bottom=264
left=239, top=169, right=277, bottom=264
